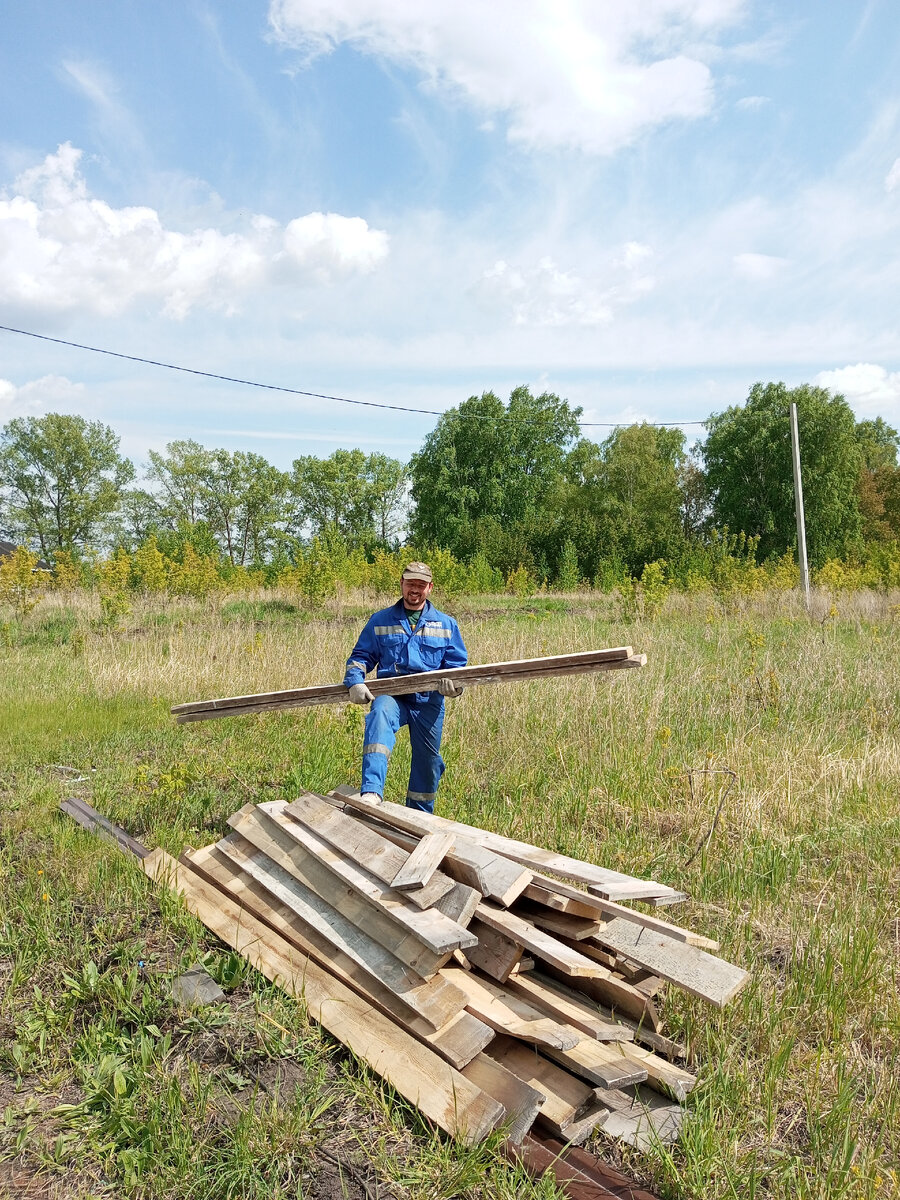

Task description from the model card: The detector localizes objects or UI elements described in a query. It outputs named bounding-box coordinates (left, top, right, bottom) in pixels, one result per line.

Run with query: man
left=344, top=561, right=467, bottom=811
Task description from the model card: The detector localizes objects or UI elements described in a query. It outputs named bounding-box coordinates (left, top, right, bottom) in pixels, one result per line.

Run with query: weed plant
left=0, top=586, right=898, bottom=1197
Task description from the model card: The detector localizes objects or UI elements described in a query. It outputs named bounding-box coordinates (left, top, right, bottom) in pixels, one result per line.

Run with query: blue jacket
left=344, top=599, right=467, bottom=694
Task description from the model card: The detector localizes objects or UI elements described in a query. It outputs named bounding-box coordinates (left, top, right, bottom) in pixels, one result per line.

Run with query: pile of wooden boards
left=143, top=788, right=750, bottom=1149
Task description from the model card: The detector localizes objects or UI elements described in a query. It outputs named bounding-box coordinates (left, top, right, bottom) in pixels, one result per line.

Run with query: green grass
left=1, top=586, right=899, bottom=1198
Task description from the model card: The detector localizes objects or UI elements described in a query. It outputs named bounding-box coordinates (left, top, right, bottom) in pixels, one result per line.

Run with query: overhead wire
left=0, top=323, right=707, bottom=427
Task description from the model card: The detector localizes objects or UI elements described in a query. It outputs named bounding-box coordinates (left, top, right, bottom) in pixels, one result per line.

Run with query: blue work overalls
left=343, top=599, right=467, bottom=811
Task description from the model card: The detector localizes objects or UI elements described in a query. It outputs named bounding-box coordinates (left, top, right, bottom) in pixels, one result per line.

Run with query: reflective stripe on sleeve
left=363, top=743, right=391, bottom=757
left=374, top=625, right=405, bottom=635
left=348, top=660, right=367, bottom=670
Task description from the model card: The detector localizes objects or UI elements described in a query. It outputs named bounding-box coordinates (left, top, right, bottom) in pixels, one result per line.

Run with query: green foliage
left=290, top=448, right=407, bottom=549
left=704, top=382, right=864, bottom=565
left=0, top=412, right=135, bottom=557
left=554, top=538, right=581, bottom=590
left=0, top=545, right=49, bottom=617
left=409, top=385, right=581, bottom=570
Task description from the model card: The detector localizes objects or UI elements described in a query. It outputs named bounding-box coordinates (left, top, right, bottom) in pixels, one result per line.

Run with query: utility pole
left=789, top=401, right=811, bottom=611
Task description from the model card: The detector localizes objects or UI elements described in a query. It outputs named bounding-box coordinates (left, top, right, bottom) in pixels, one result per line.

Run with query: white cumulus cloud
left=814, top=363, right=900, bottom=418
left=269, top=0, right=746, bottom=154
left=0, top=144, right=389, bottom=320
left=0, top=374, right=85, bottom=422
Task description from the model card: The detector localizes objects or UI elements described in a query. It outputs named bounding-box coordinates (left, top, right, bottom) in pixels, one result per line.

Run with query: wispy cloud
left=268, top=0, right=748, bottom=154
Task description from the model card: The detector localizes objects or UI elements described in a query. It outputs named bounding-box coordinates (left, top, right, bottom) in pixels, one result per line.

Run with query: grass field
left=1, top=586, right=898, bottom=1199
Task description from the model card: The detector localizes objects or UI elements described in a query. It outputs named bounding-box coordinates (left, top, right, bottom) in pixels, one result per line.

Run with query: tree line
left=1, top=382, right=898, bottom=588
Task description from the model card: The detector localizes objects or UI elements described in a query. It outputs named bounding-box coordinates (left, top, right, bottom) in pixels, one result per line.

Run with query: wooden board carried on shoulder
left=170, top=647, right=646, bottom=723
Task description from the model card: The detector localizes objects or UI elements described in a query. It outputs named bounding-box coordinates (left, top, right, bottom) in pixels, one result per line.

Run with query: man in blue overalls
left=344, top=561, right=467, bottom=812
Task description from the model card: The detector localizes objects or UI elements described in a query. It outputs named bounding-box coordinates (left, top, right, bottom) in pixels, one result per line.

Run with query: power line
left=0, top=323, right=707, bottom=427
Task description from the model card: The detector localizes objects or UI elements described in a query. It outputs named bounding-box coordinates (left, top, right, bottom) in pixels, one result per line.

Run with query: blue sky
left=1, top=0, right=899, bottom=471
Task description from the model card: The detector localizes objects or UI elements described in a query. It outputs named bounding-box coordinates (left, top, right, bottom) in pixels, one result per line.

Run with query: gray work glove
left=348, top=682, right=374, bottom=705
left=438, top=678, right=464, bottom=698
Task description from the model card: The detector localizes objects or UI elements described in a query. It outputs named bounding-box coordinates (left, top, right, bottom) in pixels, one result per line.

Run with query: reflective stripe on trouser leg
left=361, top=695, right=402, bottom=797
left=405, top=697, right=445, bottom=813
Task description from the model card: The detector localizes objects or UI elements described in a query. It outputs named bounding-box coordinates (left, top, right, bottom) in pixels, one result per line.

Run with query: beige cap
left=402, top=561, right=433, bottom=582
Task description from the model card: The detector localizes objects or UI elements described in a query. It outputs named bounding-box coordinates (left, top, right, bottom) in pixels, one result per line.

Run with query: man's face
left=401, top=576, right=433, bottom=610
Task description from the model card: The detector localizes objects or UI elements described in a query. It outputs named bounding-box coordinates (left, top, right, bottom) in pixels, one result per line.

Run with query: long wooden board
left=260, top=801, right=478, bottom=954
left=142, top=849, right=505, bottom=1143
left=503, top=971, right=634, bottom=1043
left=284, top=790, right=458, bottom=911
left=171, top=647, right=644, bottom=722
left=527, top=876, right=717, bottom=948
left=205, top=835, right=465, bottom=1028
left=229, top=805, right=453, bottom=978
left=339, top=795, right=680, bottom=905
left=591, top=918, right=750, bottom=1008
left=337, top=796, right=532, bottom=906
left=472, top=903, right=611, bottom=980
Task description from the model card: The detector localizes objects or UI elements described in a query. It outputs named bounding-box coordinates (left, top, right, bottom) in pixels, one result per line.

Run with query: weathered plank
left=423, top=1010, right=495, bottom=1070
left=142, top=849, right=505, bottom=1143
left=529, top=910, right=604, bottom=941
left=59, top=797, right=149, bottom=859
left=591, top=918, right=750, bottom=1007
left=608, top=1042, right=696, bottom=1103
left=338, top=795, right=679, bottom=904
left=485, top=1035, right=599, bottom=1134
left=229, top=805, right=453, bottom=978
left=334, top=792, right=532, bottom=906
left=599, top=1085, right=685, bottom=1150
left=539, top=963, right=660, bottom=1030
left=461, top=917, right=524, bottom=983
left=440, top=967, right=580, bottom=1051
left=528, top=875, right=717, bottom=948
left=171, top=648, right=643, bottom=722
left=461, top=1054, right=546, bottom=1145
left=541, top=1038, right=649, bottom=1092
left=391, top=832, right=456, bottom=892
left=433, top=880, right=481, bottom=928
left=503, top=971, right=634, bottom=1043
left=472, top=903, right=610, bottom=979
left=284, top=790, right=456, bottom=910
left=258, top=801, right=478, bottom=955
left=201, top=835, right=466, bottom=1031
